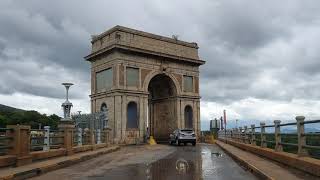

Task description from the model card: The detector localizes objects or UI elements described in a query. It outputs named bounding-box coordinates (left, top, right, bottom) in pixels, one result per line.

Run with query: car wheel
left=177, top=140, right=181, bottom=146
left=192, top=142, right=196, bottom=146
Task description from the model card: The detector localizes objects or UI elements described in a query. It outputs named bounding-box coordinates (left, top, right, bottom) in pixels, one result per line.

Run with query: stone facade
left=85, top=26, right=205, bottom=144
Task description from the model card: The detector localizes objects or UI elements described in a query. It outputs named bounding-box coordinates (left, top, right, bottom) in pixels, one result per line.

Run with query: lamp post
left=61, top=83, right=73, bottom=121
left=59, top=83, right=75, bottom=155
left=236, top=119, right=239, bottom=128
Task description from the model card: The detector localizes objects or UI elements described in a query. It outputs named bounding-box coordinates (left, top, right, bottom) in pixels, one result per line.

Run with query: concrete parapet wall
left=219, top=138, right=320, bottom=177
left=31, top=149, right=66, bottom=162
left=0, top=155, right=16, bottom=168
left=0, top=143, right=110, bottom=168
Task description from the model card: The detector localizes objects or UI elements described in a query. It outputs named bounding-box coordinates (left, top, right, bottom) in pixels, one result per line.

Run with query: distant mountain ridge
left=0, top=104, right=25, bottom=113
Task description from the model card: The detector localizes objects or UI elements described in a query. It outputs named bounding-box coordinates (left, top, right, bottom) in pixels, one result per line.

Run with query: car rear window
left=181, top=130, right=193, bottom=133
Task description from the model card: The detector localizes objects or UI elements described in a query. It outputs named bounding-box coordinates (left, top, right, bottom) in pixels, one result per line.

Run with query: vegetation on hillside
left=0, top=104, right=61, bottom=129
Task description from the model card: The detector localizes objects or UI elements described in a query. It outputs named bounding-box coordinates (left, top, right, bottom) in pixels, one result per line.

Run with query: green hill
left=0, top=104, right=24, bottom=113
left=0, top=104, right=60, bottom=129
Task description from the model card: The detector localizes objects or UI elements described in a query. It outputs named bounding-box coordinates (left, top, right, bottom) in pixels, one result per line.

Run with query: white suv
left=169, top=129, right=196, bottom=146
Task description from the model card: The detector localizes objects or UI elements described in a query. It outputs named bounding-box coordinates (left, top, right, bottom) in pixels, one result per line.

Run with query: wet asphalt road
left=88, top=144, right=257, bottom=180
left=32, top=144, right=257, bottom=180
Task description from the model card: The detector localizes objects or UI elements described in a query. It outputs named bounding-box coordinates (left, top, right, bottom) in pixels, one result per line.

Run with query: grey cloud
left=1, top=0, right=320, bottom=110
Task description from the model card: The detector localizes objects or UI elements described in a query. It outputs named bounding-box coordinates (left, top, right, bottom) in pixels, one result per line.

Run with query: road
left=31, top=144, right=257, bottom=180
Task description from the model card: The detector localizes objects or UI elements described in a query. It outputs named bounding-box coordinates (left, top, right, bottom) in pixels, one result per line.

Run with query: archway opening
left=148, top=74, right=177, bottom=141
left=184, top=106, right=193, bottom=129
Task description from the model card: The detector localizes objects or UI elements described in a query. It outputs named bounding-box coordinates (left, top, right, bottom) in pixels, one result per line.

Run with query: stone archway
left=148, top=73, right=178, bottom=142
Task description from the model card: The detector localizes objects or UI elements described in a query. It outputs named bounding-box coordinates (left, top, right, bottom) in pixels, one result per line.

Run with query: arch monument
left=85, top=26, right=205, bottom=144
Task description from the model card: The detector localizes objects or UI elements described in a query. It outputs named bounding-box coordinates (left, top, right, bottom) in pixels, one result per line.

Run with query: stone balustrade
left=218, top=116, right=320, bottom=157
left=0, top=124, right=112, bottom=168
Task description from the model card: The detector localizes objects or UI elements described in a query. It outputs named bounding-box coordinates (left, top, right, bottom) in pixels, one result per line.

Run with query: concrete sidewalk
left=0, top=146, right=120, bottom=180
left=216, top=141, right=316, bottom=180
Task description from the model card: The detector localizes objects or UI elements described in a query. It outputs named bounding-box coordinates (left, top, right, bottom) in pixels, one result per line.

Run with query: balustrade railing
left=0, top=128, right=14, bottom=155
left=218, top=116, right=320, bottom=158
left=0, top=124, right=112, bottom=167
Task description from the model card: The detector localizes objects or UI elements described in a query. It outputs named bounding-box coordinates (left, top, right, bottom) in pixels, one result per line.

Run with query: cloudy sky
left=1, top=0, right=320, bottom=130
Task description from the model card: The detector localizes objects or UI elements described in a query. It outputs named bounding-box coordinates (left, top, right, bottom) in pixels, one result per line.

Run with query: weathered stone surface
left=86, top=26, right=205, bottom=144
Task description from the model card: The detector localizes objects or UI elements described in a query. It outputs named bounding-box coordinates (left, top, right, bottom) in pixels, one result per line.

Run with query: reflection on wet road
left=88, top=144, right=257, bottom=180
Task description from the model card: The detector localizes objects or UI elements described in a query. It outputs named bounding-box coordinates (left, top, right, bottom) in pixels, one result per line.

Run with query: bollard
left=43, top=126, right=50, bottom=151
left=296, top=116, right=308, bottom=157
left=77, top=128, right=82, bottom=146
left=251, top=124, right=256, bottom=145
left=274, top=120, right=283, bottom=152
left=97, top=129, right=101, bottom=144
left=260, top=122, right=267, bottom=148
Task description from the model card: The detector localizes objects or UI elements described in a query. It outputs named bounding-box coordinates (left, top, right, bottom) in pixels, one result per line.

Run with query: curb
left=0, top=146, right=120, bottom=180
left=215, top=141, right=274, bottom=180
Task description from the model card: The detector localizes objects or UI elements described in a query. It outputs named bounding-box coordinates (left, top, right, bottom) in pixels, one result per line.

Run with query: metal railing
left=218, top=116, right=320, bottom=158
left=30, top=127, right=64, bottom=151
left=0, top=128, right=14, bottom=156
left=49, top=129, right=64, bottom=149
left=72, top=128, right=108, bottom=147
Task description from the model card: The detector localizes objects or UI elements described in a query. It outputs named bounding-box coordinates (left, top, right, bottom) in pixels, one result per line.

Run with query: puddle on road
left=211, top=152, right=222, bottom=157
left=88, top=147, right=201, bottom=180
left=87, top=145, right=255, bottom=180
left=201, top=151, right=223, bottom=157
left=89, top=158, right=201, bottom=180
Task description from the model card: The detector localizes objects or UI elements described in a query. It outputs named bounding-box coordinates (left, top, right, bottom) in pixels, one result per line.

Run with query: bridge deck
left=216, top=140, right=317, bottom=180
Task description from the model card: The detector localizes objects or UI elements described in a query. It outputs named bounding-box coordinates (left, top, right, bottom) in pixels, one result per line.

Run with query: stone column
left=231, top=128, right=235, bottom=140
left=43, top=126, right=50, bottom=151
left=244, top=126, right=248, bottom=144
left=77, top=128, right=82, bottom=146
left=121, top=95, right=127, bottom=143
left=296, top=116, right=308, bottom=156
left=234, top=128, right=238, bottom=141
left=139, top=96, right=145, bottom=143
left=104, top=127, right=112, bottom=145
left=7, top=125, right=32, bottom=166
left=114, top=95, right=122, bottom=143
left=251, top=124, right=256, bottom=145
left=96, top=129, right=101, bottom=144
left=58, top=121, right=75, bottom=155
left=274, top=120, right=283, bottom=152
left=239, top=127, right=243, bottom=142
left=90, top=129, right=96, bottom=150
left=260, top=122, right=267, bottom=148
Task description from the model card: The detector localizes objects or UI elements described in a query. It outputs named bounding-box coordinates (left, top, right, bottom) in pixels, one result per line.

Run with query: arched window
left=184, top=105, right=193, bottom=129
left=127, top=102, right=138, bottom=129
left=100, top=103, right=107, bottom=112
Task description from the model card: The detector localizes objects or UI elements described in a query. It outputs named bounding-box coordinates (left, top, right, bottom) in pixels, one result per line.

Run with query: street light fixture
left=61, top=83, right=74, bottom=121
